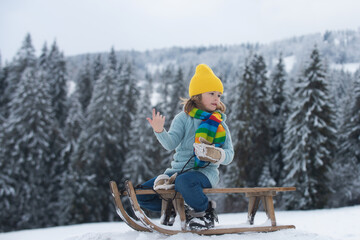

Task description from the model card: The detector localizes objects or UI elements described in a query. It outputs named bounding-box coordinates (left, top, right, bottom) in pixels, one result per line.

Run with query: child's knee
left=175, top=174, right=197, bottom=192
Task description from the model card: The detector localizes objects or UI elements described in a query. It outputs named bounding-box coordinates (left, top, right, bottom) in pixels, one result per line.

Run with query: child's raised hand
left=146, top=108, right=166, bottom=133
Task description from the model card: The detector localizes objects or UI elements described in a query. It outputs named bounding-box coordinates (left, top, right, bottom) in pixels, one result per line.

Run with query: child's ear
left=217, top=101, right=226, bottom=113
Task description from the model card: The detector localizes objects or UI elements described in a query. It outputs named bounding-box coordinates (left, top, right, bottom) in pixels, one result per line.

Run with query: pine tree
left=168, top=66, right=187, bottom=121
left=70, top=56, right=124, bottom=223
left=58, top=93, right=85, bottom=225
left=39, top=44, right=68, bottom=226
left=47, top=41, right=68, bottom=127
left=4, top=34, right=36, bottom=119
left=0, top=66, right=58, bottom=230
left=154, top=65, right=175, bottom=169
left=0, top=58, right=8, bottom=122
left=38, top=43, right=48, bottom=70
left=118, top=59, right=139, bottom=161
left=328, top=69, right=354, bottom=125
left=281, top=47, right=337, bottom=209
left=222, top=61, right=255, bottom=212
left=76, top=55, right=93, bottom=113
left=92, top=54, right=104, bottom=82
left=155, top=65, right=174, bottom=122
left=331, top=77, right=360, bottom=206
left=228, top=61, right=255, bottom=188
left=229, top=54, right=271, bottom=188
left=251, top=54, right=271, bottom=186
left=268, top=55, right=289, bottom=184
left=258, top=162, right=276, bottom=187
left=124, top=73, right=157, bottom=183
left=108, top=47, right=117, bottom=72
left=64, top=93, right=85, bottom=152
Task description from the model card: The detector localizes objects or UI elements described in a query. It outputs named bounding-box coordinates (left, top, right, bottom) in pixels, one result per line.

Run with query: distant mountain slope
left=66, top=29, right=360, bottom=83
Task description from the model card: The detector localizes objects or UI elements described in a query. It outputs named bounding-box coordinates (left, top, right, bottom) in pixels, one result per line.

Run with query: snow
left=283, top=55, right=296, bottom=73
left=272, top=55, right=295, bottom=73
left=330, top=63, right=360, bottom=74
left=1, top=205, right=359, bottom=240
left=67, top=80, right=76, bottom=96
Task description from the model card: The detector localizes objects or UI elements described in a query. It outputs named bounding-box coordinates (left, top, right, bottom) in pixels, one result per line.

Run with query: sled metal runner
left=110, top=180, right=296, bottom=235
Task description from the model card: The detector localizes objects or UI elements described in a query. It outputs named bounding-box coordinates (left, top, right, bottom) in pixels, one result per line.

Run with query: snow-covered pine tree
left=0, top=60, right=13, bottom=230
left=64, top=93, right=85, bottom=154
left=0, top=66, right=58, bottom=230
left=75, top=55, right=94, bottom=113
left=47, top=41, right=68, bottom=127
left=0, top=126, right=15, bottom=232
left=0, top=56, right=7, bottom=122
left=108, top=47, right=117, bottom=72
left=70, top=53, right=124, bottom=223
left=168, top=66, right=187, bottom=121
left=124, top=72, right=158, bottom=184
left=330, top=76, right=360, bottom=206
left=221, top=61, right=255, bottom=212
left=328, top=69, right=354, bottom=126
left=37, top=47, right=68, bottom=227
left=229, top=54, right=271, bottom=188
left=268, top=55, right=289, bottom=185
left=118, top=59, right=139, bottom=165
left=281, top=47, right=337, bottom=210
left=227, top=60, right=255, bottom=188
left=39, top=43, right=48, bottom=70
left=57, top=92, right=85, bottom=225
left=258, top=162, right=276, bottom=187
left=251, top=54, right=271, bottom=187
left=3, top=33, right=36, bottom=119
left=154, top=65, right=175, bottom=169
left=92, top=54, right=104, bottom=82
left=155, top=64, right=174, bottom=124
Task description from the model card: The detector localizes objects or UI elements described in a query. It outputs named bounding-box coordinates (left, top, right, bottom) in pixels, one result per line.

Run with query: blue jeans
left=136, top=171, right=212, bottom=212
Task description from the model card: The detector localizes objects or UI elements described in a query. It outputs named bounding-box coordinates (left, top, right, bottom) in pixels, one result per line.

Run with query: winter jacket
left=154, top=111, right=234, bottom=187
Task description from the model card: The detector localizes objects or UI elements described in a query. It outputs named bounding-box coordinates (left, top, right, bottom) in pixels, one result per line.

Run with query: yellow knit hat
left=189, top=64, right=223, bottom=97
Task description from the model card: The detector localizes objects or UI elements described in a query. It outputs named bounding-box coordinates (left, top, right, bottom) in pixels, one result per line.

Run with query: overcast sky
left=1, top=0, right=360, bottom=62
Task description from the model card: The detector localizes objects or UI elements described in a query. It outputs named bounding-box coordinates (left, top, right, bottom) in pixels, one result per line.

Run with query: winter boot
left=160, top=201, right=177, bottom=226
left=187, top=200, right=219, bottom=230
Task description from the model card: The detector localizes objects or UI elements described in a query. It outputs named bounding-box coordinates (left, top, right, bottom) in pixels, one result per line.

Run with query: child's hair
left=181, top=95, right=226, bottom=114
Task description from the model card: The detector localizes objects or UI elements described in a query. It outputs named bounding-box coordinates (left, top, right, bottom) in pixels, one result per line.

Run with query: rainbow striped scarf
left=188, top=107, right=226, bottom=169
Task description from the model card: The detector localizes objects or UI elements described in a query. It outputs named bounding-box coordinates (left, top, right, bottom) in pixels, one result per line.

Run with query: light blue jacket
left=154, top=111, right=234, bottom=187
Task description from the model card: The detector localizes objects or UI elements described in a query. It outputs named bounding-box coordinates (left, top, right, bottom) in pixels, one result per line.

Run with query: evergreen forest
left=0, top=30, right=359, bottom=232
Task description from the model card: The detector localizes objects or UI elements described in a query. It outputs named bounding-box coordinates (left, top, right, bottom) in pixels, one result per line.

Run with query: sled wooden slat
left=121, top=186, right=296, bottom=195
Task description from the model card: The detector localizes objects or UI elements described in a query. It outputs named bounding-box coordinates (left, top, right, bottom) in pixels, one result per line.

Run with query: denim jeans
left=137, top=171, right=212, bottom=212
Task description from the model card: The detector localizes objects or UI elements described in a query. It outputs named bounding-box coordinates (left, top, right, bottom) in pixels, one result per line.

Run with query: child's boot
left=187, top=200, right=218, bottom=230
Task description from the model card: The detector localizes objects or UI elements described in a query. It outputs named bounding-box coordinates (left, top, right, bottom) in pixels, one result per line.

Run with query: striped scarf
left=188, top=107, right=226, bottom=168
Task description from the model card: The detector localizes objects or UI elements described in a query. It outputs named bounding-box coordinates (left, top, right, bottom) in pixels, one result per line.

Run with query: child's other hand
left=146, top=108, right=165, bottom=133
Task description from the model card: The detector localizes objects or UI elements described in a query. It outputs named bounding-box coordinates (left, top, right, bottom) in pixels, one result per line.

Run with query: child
left=137, top=64, right=234, bottom=230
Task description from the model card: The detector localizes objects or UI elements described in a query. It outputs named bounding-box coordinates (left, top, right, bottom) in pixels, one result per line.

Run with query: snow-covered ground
left=1, top=205, right=359, bottom=240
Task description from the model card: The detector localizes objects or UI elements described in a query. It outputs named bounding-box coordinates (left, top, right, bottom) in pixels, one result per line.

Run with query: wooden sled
left=110, top=180, right=296, bottom=235
left=109, top=181, right=150, bottom=232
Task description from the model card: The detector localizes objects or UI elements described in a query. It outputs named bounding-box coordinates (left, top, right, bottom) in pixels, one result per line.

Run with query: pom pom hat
left=189, top=64, right=223, bottom=97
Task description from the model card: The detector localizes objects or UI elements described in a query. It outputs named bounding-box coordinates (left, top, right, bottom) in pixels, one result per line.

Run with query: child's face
left=201, top=91, right=222, bottom=112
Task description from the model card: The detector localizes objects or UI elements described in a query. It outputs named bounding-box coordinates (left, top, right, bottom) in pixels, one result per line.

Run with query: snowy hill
left=65, top=29, right=360, bottom=80
left=1, top=205, right=359, bottom=240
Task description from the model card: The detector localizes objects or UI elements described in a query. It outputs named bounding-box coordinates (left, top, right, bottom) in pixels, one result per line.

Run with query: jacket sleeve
left=154, top=112, right=186, bottom=151
left=219, top=121, right=234, bottom=165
